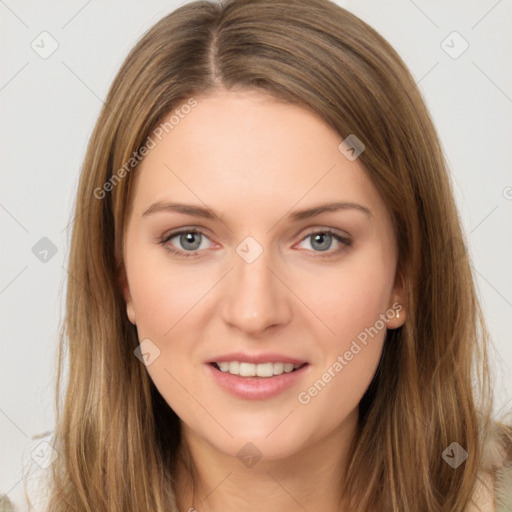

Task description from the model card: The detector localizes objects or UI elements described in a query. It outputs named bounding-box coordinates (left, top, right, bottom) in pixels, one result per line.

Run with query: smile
left=212, top=361, right=304, bottom=378
left=207, top=361, right=310, bottom=400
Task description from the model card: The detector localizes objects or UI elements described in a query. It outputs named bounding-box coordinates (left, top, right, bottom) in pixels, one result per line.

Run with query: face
left=121, top=89, right=405, bottom=462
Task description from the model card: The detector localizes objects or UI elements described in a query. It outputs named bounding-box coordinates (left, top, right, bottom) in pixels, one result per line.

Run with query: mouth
left=206, top=359, right=310, bottom=400
left=210, top=361, right=308, bottom=378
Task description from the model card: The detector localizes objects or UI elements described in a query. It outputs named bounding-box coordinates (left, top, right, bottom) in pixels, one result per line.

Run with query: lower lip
left=206, top=363, right=310, bottom=400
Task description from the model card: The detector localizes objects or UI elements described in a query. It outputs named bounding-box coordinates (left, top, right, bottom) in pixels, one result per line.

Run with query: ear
left=386, top=269, right=406, bottom=329
left=118, top=266, right=136, bottom=325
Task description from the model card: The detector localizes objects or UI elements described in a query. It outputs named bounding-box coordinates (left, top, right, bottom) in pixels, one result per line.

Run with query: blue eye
left=159, top=228, right=351, bottom=259
left=298, top=229, right=352, bottom=256
left=159, top=230, right=212, bottom=258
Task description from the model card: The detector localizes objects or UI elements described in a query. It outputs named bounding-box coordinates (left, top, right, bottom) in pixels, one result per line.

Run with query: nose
left=220, top=242, right=292, bottom=336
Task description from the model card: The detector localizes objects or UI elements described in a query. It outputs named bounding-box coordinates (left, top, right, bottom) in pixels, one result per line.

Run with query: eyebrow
left=142, top=200, right=373, bottom=221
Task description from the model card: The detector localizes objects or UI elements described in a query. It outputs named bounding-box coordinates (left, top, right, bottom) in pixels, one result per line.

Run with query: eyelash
left=158, top=228, right=352, bottom=260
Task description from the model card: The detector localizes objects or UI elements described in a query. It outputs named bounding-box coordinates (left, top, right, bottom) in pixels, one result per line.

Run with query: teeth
left=239, top=362, right=256, bottom=377
left=256, top=362, right=273, bottom=377
left=217, top=362, right=230, bottom=372
left=215, top=361, right=302, bottom=377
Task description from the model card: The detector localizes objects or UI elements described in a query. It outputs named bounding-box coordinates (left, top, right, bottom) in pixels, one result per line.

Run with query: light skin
left=121, top=89, right=406, bottom=511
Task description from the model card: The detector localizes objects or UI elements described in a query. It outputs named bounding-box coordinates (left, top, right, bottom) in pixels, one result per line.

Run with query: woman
left=37, top=0, right=512, bottom=510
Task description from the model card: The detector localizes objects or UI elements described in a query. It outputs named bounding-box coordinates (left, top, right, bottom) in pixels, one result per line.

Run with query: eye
left=159, top=228, right=352, bottom=259
left=159, top=229, right=213, bottom=258
left=296, top=229, right=352, bottom=257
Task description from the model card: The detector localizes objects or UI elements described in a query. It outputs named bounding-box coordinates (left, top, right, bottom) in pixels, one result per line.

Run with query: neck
left=174, top=410, right=358, bottom=512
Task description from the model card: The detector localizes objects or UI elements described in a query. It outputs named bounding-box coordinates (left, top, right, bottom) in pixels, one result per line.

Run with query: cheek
left=292, top=250, right=392, bottom=409
left=299, top=250, right=394, bottom=343
left=295, top=337, right=383, bottom=444
left=295, top=269, right=390, bottom=433
left=127, top=245, right=212, bottom=340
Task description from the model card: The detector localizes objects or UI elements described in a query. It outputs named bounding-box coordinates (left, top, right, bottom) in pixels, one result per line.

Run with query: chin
left=218, top=436, right=306, bottom=465
left=199, top=414, right=314, bottom=462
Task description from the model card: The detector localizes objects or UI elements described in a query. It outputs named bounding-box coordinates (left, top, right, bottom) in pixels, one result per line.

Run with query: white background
left=1, top=0, right=511, bottom=509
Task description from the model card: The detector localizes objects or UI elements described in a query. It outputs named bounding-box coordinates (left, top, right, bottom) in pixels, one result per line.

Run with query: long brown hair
left=43, top=0, right=510, bottom=510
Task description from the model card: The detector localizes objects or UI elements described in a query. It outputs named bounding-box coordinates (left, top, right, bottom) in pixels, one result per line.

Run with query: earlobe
left=126, top=300, right=136, bottom=325
left=391, top=301, right=405, bottom=329
left=118, top=267, right=136, bottom=325
left=387, top=271, right=406, bottom=329
left=384, top=299, right=405, bottom=330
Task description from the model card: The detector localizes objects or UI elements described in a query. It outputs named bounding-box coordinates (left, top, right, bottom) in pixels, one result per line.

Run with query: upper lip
left=207, top=352, right=308, bottom=365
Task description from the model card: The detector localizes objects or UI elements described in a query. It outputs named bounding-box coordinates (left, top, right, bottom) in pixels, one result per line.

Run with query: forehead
left=129, top=89, right=388, bottom=224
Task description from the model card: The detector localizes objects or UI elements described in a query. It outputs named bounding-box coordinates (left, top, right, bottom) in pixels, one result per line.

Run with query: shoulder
left=495, top=463, right=512, bottom=512
left=467, top=421, right=512, bottom=512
